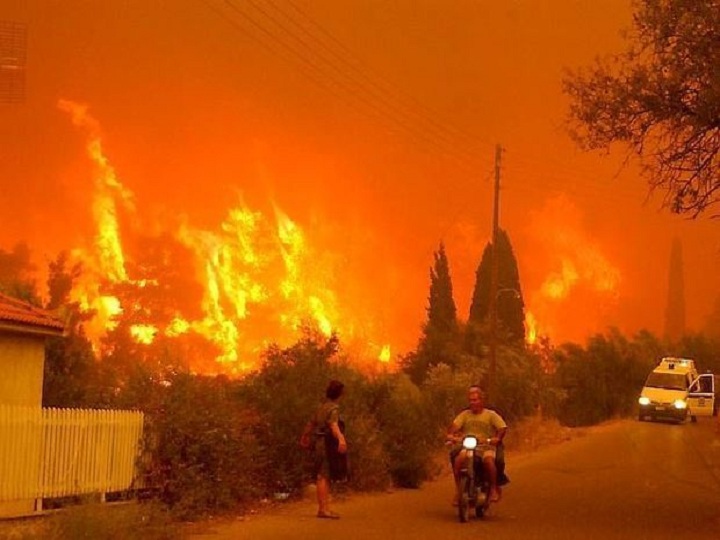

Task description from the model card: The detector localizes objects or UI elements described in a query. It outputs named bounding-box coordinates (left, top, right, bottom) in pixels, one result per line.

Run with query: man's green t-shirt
left=452, top=408, right=507, bottom=441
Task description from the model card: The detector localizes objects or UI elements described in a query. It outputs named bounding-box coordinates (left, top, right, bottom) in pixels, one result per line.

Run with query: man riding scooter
left=447, top=385, right=508, bottom=505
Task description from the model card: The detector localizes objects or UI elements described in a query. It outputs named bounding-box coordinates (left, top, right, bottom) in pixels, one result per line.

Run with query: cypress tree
left=426, top=242, right=458, bottom=335
left=664, top=237, right=685, bottom=343
left=403, top=242, right=459, bottom=383
left=468, top=229, right=525, bottom=342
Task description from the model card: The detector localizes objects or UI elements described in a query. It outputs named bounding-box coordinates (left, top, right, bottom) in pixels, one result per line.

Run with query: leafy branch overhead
left=563, top=0, right=720, bottom=216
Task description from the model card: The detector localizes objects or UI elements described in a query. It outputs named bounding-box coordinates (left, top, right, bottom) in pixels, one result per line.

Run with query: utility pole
left=488, top=143, right=502, bottom=403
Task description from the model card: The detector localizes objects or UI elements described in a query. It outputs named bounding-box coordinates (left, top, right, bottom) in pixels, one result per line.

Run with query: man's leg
left=482, top=455, right=500, bottom=502
left=451, top=450, right=466, bottom=505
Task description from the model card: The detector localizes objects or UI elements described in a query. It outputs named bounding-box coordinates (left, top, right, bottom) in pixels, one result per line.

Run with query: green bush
left=552, top=329, right=660, bottom=426
left=422, top=362, right=478, bottom=430
left=493, top=346, right=543, bottom=423
left=343, top=411, right=391, bottom=491
left=240, top=332, right=448, bottom=491
left=239, top=333, right=347, bottom=495
left=148, top=374, right=264, bottom=520
left=370, top=373, right=440, bottom=488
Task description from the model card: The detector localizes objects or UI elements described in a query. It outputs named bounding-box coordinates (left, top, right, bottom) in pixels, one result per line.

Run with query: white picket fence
left=0, top=406, right=144, bottom=501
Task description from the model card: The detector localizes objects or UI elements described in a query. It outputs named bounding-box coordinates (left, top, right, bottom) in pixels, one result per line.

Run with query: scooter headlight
left=462, top=436, right=478, bottom=450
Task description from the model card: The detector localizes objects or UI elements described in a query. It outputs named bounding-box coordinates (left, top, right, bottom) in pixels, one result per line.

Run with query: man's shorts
left=449, top=444, right=496, bottom=464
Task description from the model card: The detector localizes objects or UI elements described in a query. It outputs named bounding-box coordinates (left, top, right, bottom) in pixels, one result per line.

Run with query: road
left=189, top=417, right=720, bottom=540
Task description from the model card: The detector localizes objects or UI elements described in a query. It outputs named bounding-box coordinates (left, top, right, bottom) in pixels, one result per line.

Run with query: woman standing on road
left=300, top=379, right=347, bottom=519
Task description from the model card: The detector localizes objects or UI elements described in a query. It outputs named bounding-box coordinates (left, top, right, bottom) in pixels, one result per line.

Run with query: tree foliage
left=402, top=243, right=460, bottom=383
left=43, top=252, right=101, bottom=408
left=563, top=0, right=720, bottom=215
left=552, top=328, right=659, bottom=426
left=0, top=242, right=40, bottom=304
left=150, top=373, right=263, bottom=519
left=468, top=229, right=525, bottom=342
left=426, top=242, right=458, bottom=335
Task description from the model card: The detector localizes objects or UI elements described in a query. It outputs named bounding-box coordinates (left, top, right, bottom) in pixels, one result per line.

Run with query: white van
left=637, top=357, right=715, bottom=422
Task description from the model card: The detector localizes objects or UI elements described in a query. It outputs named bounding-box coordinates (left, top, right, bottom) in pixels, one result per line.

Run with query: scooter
left=456, top=436, right=493, bottom=523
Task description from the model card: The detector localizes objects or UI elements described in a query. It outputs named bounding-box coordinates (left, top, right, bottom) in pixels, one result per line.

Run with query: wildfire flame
left=57, top=100, right=391, bottom=374
left=524, top=311, right=538, bottom=345
left=59, top=100, right=142, bottom=340
left=524, top=195, right=621, bottom=344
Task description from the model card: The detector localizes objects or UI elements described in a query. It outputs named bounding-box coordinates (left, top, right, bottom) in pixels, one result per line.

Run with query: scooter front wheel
left=457, top=476, right=470, bottom=523
left=475, top=488, right=489, bottom=517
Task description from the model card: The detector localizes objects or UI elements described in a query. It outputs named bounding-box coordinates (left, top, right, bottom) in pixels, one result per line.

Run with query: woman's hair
left=326, top=379, right=345, bottom=400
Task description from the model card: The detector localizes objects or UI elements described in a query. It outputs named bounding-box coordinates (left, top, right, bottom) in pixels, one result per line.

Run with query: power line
left=250, top=0, right=466, bottom=152
left=501, top=165, right=661, bottom=209
left=271, top=0, right=497, bottom=156
left=204, top=0, right=491, bottom=177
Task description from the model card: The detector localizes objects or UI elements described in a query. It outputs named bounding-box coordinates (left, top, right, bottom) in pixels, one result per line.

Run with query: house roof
left=0, top=293, right=65, bottom=336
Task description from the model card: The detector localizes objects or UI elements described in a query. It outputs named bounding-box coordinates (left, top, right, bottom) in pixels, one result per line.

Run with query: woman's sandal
left=317, top=511, right=340, bottom=519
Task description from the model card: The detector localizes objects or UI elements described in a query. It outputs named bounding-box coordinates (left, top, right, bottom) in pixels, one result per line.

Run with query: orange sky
left=1, top=0, right=719, bottom=365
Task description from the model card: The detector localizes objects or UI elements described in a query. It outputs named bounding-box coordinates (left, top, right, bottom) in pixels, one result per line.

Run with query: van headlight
left=673, top=399, right=687, bottom=410
left=462, top=436, right=478, bottom=450
left=638, top=396, right=651, bottom=406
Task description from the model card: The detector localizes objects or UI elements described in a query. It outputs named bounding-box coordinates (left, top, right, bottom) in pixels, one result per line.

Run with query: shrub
left=370, top=373, right=440, bottom=488
left=239, top=333, right=346, bottom=495
left=148, top=374, right=264, bottom=520
left=343, top=411, right=391, bottom=491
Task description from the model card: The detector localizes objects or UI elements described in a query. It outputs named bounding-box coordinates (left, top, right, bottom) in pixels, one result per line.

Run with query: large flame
left=524, top=195, right=621, bottom=343
left=56, top=100, right=390, bottom=374
left=59, top=100, right=138, bottom=341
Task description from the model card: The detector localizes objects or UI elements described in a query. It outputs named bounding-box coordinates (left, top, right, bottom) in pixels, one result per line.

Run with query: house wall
left=0, top=332, right=45, bottom=517
left=0, top=333, right=45, bottom=407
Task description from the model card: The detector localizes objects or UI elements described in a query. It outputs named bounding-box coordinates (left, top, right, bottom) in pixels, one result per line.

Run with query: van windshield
left=644, top=372, right=687, bottom=391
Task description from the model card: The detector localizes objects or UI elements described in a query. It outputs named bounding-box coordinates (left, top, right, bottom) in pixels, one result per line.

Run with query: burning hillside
left=57, top=100, right=391, bottom=374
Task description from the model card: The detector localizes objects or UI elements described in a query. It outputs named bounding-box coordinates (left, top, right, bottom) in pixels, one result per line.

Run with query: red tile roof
left=0, top=293, right=65, bottom=334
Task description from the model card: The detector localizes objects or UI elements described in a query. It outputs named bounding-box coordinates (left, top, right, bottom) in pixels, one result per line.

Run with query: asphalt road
left=189, top=417, right=720, bottom=540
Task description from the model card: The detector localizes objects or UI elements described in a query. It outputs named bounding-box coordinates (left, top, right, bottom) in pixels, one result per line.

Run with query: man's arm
left=491, top=426, right=507, bottom=446
left=487, top=409, right=507, bottom=445
left=446, top=412, right=464, bottom=443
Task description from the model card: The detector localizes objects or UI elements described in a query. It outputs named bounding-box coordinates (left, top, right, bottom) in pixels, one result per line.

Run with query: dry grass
left=0, top=501, right=178, bottom=540
left=0, top=517, right=46, bottom=540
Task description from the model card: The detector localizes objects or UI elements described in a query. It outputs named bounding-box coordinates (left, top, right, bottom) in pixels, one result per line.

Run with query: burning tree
left=45, top=99, right=392, bottom=376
